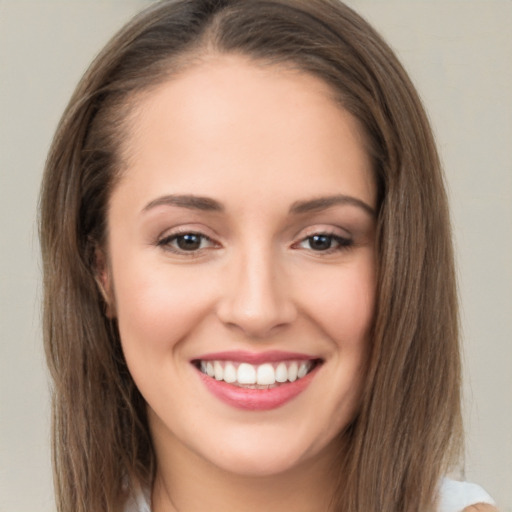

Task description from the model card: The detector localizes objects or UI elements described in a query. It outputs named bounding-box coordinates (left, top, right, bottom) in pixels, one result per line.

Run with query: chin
left=206, top=445, right=313, bottom=478
left=190, top=421, right=340, bottom=479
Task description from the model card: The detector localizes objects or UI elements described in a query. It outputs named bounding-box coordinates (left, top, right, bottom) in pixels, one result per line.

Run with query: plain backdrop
left=0, top=1, right=510, bottom=511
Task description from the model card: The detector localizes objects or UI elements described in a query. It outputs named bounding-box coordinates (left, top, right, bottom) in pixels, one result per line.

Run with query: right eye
left=157, top=232, right=216, bottom=254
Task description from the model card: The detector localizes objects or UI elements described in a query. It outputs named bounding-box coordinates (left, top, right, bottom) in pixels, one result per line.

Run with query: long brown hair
left=39, top=1, right=462, bottom=510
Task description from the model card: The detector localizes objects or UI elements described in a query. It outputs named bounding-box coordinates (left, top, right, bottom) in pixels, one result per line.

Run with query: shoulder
left=123, top=481, right=151, bottom=512
left=122, top=478, right=496, bottom=512
left=438, top=478, right=496, bottom=512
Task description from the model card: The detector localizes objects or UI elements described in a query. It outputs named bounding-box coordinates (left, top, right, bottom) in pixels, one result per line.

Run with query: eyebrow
left=289, top=195, right=376, bottom=216
left=142, top=193, right=375, bottom=216
left=142, top=194, right=224, bottom=213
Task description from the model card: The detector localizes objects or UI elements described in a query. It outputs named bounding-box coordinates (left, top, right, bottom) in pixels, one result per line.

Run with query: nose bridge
left=217, top=238, right=295, bottom=337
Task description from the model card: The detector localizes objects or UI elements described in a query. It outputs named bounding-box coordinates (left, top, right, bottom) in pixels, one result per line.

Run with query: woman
left=39, top=0, right=498, bottom=511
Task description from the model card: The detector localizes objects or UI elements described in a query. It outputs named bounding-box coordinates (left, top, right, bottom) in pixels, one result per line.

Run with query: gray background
left=1, top=1, right=510, bottom=510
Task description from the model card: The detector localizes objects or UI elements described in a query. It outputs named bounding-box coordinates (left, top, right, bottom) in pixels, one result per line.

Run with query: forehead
left=114, top=54, right=375, bottom=211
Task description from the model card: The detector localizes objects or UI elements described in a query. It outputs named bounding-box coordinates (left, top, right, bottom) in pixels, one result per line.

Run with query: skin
left=463, top=507, right=499, bottom=512
left=103, top=55, right=377, bottom=511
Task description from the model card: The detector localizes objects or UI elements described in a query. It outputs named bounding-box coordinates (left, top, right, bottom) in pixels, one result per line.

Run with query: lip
left=193, top=354, right=322, bottom=411
left=192, top=350, right=317, bottom=365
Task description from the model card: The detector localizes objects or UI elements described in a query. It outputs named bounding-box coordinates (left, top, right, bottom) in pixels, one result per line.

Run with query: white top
left=124, top=478, right=496, bottom=512
left=438, top=478, right=496, bottom=512
left=125, top=480, right=151, bottom=512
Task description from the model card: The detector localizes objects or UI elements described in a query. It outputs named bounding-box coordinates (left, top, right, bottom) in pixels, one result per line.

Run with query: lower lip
left=196, top=365, right=319, bottom=411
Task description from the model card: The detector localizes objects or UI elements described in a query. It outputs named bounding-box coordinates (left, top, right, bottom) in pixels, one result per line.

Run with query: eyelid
left=292, top=224, right=352, bottom=242
left=290, top=225, right=354, bottom=253
left=156, top=226, right=221, bottom=255
left=158, top=231, right=214, bottom=246
left=156, top=223, right=219, bottom=242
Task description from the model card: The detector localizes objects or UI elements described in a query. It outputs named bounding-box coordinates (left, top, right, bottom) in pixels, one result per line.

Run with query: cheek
left=110, top=254, right=215, bottom=355
left=299, top=256, right=376, bottom=348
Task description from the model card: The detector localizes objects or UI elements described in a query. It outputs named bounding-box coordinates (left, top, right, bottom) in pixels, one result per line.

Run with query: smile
left=195, top=359, right=317, bottom=388
left=192, top=351, right=323, bottom=410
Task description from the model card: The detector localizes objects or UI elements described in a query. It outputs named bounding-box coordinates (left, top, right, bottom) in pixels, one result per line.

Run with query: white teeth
left=214, top=361, right=223, bottom=381
left=237, top=363, right=256, bottom=384
left=223, top=362, right=237, bottom=383
left=198, top=359, right=315, bottom=386
left=288, top=362, right=298, bottom=382
left=275, top=362, right=288, bottom=383
left=256, top=363, right=276, bottom=385
left=297, top=362, right=308, bottom=379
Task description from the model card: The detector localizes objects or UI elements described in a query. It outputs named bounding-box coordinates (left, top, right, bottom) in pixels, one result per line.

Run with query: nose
left=216, top=244, right=297, bottom=339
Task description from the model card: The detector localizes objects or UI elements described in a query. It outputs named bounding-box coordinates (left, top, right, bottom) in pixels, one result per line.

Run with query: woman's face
left=105, top=56, right=377, bottom=476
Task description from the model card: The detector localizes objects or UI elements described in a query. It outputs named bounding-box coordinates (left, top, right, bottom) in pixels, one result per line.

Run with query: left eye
left=158, top=232, right=213, bottom=252
left=299, top=234, right=351, bottom=251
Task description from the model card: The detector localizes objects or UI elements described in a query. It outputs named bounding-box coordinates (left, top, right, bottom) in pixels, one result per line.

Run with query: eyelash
left=157, top=230, right=217, bottom=255
left=156, top=230, right=353, bottom=256
left=294, top=232, right=353, bottom=253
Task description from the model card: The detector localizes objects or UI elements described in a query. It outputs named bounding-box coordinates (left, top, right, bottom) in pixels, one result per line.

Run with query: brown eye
left=298, top=233, right=353, bottom=252
left=158, top=232, right=215, bottom=253
left=308, top=234, right=334, bottom=251
left=175, top=233, right=203, bottom=251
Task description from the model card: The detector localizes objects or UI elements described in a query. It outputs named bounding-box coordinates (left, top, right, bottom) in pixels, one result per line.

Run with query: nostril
left=217, top=305, right=296, bottom=338
left=215, top=255, right=298, bottom=337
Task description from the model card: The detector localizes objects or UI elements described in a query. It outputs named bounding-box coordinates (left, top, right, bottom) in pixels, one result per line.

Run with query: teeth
left=297, top=362, right=308, bottom=379
left=275, top=362, right=288, bottom=383
left=223, top=363, right=237, bottom=383
left=237, top=363, right=256, bottom=384
left=214, top=361, right=223, bottom=381
left=288, top=362, right=298, bottom=382
left=256, top=363, right=275, bottom=385
left=198, top=359, right=314, bottom=386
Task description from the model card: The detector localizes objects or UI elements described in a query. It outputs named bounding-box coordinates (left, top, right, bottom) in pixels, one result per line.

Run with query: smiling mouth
left=192, top=359, right=323, bottom=389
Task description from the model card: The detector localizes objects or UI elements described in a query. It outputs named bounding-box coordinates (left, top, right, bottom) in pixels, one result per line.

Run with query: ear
left=93, top=247, right=116, bottom=318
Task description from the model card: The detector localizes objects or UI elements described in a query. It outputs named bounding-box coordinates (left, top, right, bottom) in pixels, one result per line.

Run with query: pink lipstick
left=192, top=351, right=322, bottom=411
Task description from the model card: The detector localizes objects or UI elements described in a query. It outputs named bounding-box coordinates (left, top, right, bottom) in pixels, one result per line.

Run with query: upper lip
left=192, top=350, right=319, bottom=365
